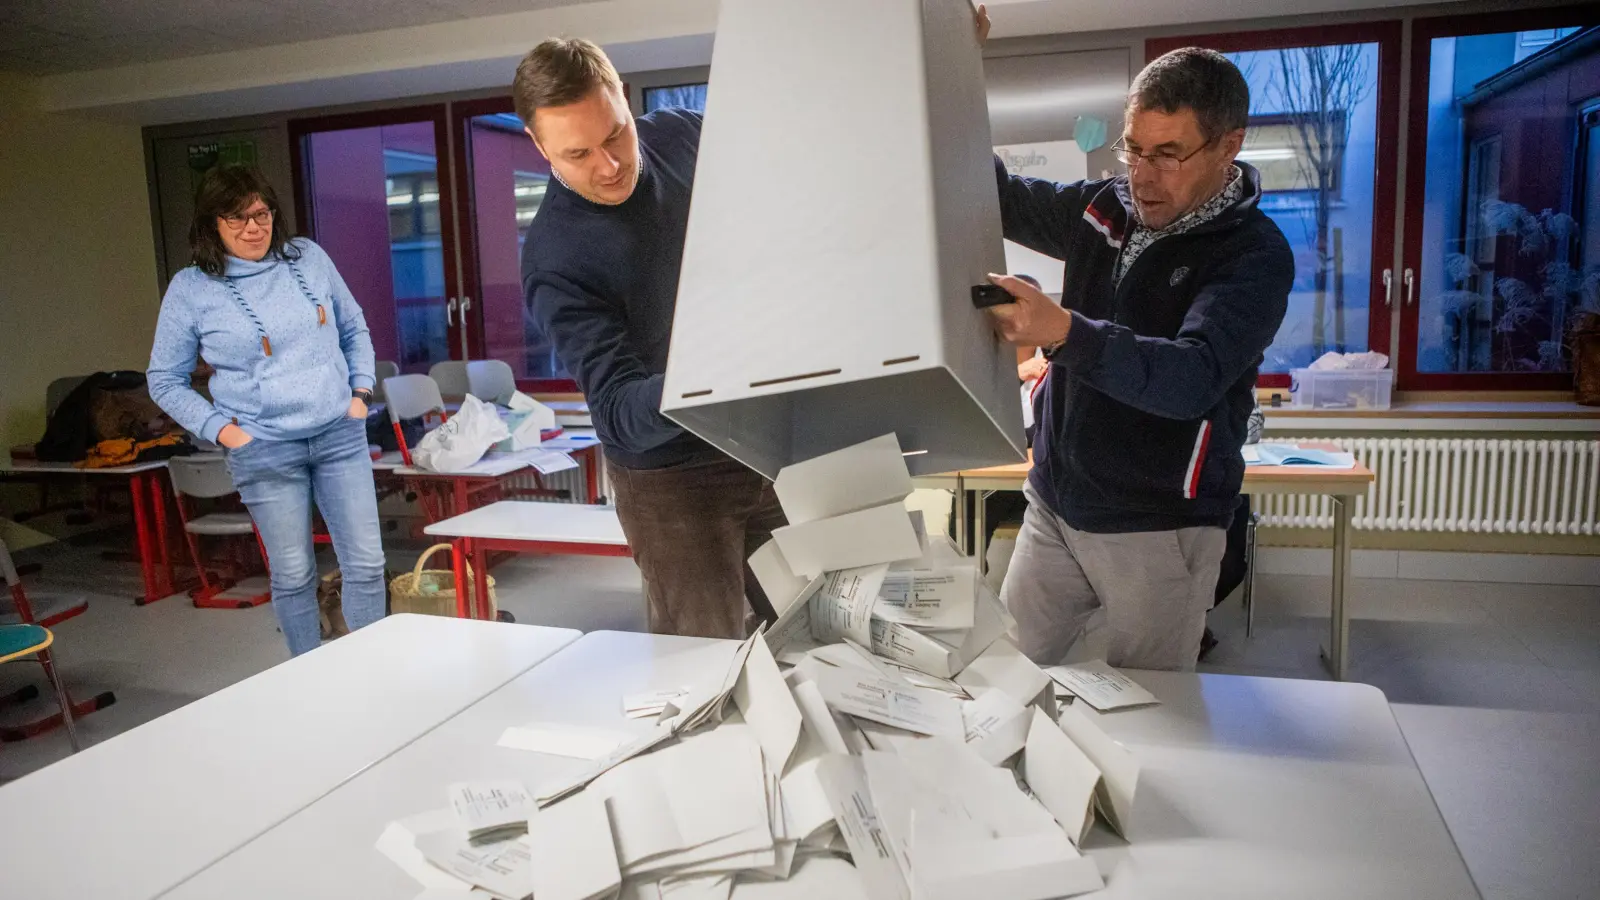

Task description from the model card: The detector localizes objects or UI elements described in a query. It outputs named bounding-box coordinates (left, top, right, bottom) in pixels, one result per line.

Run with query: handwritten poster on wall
left=993, top=140, right=1087, bottom=297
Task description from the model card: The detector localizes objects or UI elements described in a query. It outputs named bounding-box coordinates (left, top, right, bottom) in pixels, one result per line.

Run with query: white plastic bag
left=412, top=395, right=510, bottom=472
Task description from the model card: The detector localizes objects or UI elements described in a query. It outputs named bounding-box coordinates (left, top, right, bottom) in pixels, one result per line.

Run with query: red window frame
left=1398, top=7, right=1593, bottom=391
left=1148, top=23, right=1403, bottom=389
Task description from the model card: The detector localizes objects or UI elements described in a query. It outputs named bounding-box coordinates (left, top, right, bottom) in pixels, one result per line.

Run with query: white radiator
left=500, top=449, right=608, bottom=505
left=1256, top=438, right=1600, bottom=535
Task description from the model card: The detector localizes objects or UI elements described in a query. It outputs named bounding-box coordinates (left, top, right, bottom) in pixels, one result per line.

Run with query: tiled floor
left=2, top=526, right=1597, bottom=899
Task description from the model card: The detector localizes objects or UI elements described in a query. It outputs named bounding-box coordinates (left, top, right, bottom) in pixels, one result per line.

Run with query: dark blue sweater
left=997, top=160, right=1293, bottom=532
left=521, top=108, right=716, bottom=470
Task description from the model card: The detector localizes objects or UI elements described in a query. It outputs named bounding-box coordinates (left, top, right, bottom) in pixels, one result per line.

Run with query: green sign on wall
left=187, top=139, right=258, bottom=191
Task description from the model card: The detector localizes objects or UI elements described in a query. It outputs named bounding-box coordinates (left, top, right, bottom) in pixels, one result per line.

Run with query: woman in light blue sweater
left=148, top=165, right=386, bottom=656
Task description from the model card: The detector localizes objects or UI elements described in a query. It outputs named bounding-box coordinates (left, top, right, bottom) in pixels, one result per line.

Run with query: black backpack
left=36, top=371, right=148, bottom=462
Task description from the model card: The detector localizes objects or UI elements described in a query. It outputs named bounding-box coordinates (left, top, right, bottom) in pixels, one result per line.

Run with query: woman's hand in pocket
left=348, top=396, right=368, bottom=420
left=218, top=423, right=253, bottom=450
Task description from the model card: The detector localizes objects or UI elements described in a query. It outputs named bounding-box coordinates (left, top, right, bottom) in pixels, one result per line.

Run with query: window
left=1406, top=23, right=1600, bottom=384
left=1242, top=114, right=1347, bottom=196
left=644, top=83, right=708, bottom=113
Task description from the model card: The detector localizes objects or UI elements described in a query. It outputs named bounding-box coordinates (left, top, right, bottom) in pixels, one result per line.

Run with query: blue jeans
left=225, top=416, right=386, bottom=656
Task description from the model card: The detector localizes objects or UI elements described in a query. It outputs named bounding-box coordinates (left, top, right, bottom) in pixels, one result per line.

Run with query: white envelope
left=955, top=639, right=1052, bottom=709
left=868, top=619, right=962, bottom=679
left=499, top=722, right=638, bottom=760
left=734, top=633, right=803, bottom=774
left=1055, top=701, right=1140, bottom=838
left=1045, top=659, right=1161, bottom=712
left=813, top=667, right=963, bottom=740
left=772, top=503, right=924, bottom=578
left=1020, top=708, right=1101, bottom=846
left=960, top=689, right=1031, bottom=766
left=772, top=434, right=912, bottom=525
left=875, top=568, right=976, bottom=630
left=748, top=539, right=824, bottom=618
left=527, top=791, right=621, bottom=900
left=808, top=565, right=891, bottom=646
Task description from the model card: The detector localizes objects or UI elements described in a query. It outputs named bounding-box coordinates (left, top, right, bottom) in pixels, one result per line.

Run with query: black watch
left=353, top=388, right=373, bottom=402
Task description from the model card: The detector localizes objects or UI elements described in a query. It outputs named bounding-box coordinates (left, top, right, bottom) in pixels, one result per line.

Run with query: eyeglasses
left=1111, top=138, right=1213, bottom=172
left=222, top=209, right=274, bottom=229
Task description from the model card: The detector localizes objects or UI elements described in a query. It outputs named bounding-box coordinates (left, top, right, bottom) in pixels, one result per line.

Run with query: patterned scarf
left=1115, top=165, right=1244, bottom=285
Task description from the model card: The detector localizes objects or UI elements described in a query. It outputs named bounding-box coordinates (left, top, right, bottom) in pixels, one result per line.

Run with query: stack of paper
left=755, top=434, right=1011, bottom=681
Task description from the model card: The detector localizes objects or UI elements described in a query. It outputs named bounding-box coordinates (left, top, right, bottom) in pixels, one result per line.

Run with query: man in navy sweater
left=982, top=47, right=1292, bottom=670
left=512, top=39, right=785, bottom=639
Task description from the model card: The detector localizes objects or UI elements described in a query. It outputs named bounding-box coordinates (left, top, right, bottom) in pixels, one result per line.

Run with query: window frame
left=1148, top=22, right=1402, bottom=389
left=1398, top=8, right=1595, bottom=391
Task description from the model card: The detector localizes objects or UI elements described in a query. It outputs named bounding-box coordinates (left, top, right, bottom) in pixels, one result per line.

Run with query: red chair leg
left=0, top=650, right=114, bottom=747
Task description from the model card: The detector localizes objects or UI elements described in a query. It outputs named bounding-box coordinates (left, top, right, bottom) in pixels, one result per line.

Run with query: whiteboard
left=994, top=140, right=1087, bottom=297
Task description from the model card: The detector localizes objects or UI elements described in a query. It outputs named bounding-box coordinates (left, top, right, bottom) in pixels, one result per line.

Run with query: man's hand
left=217, top=423, right=253, bottom=450
left=975, top=3, right=991, bottom=45
left=984, top=273, right=1072, bottom=349
left=348, top=396, right=369, bottom=420
left=1018, top=356, right=1049, bottom=383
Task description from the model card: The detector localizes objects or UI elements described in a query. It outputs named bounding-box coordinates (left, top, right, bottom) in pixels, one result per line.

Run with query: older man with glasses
left=978, top=45, right=1293, bottom=671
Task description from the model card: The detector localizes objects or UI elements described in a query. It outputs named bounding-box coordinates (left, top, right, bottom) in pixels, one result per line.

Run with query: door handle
left=1382, top=269, right=1393, bottom=307
left=1403, top=268, right=1415, bottom=306
left=459, top=297, right=473, bottom=359
left=446, top=296, right=458, bottom=326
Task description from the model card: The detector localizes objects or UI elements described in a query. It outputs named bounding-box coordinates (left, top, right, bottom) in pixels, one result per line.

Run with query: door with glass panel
left=290, top=107, right=464, bottom=376
left=1401, top=12, right=1596, bottom=389
left=1148, top=25, right=1403, bottom=386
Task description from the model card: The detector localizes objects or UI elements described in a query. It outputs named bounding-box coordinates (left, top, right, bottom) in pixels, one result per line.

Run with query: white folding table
left=155, top=630, right=1479, bottom=900
left=424, top=500, right=631, bottom=619
left=0, top=615, right=580, bottom=900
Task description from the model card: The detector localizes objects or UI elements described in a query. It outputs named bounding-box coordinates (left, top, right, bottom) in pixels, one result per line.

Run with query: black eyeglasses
left=1111, top=138, right=1213, bottom=172
left=222, top=209, right=274, bottom=229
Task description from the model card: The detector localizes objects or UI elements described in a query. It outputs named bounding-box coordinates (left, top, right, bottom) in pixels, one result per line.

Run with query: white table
left=157, top=632, right=1479, bottom=900
left=424, top=500, right=631, bottom=619
left=1, top=458, right=179, bottom=604
left=159, top=632, right=732, bottom=899
left=0, top=615, right=580, bottom=900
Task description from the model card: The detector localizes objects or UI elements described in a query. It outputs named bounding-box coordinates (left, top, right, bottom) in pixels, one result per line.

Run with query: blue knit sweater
left=147, top=238, right=376, bottom=443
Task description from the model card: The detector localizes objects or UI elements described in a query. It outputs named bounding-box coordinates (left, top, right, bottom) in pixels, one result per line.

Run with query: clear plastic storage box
left=1289, top=368, right=1395, bottom=410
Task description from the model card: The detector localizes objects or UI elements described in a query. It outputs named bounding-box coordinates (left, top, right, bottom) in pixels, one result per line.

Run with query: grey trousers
left=1001, top=481, right=1227, bottom=672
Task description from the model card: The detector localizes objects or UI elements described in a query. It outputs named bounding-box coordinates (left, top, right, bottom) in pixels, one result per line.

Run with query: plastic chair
left=383, top=374, right=447, bottom=467
left=372, top=361, right=399, bottom=401
left=167, top=456, right=270, bottom=610
left=428, top=360, right=471, bottom=399
left=1, top=538, right=114, bottom=749
left=466, top=359, right=518, bottom=404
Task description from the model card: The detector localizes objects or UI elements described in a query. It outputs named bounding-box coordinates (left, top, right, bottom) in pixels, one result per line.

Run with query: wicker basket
left=1572, top=312, right=1600, bottom=407
left=389, top=543, right=495, bottom=618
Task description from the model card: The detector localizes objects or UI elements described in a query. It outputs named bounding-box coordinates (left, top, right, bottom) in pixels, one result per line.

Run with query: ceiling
left=0, top=0, right=586, bottom=75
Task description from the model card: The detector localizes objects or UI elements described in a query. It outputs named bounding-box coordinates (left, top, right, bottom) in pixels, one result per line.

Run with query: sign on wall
left=187, top=139, right=258, bottom=191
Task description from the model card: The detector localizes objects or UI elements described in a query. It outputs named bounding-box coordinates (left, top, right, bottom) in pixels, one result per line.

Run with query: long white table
left=156, top=630, right=1479, bottom=899
left=0, top=615, right=580, bottom=900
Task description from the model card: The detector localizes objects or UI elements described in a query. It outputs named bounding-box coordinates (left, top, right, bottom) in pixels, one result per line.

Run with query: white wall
left=0, top=73, right=159, bottom=454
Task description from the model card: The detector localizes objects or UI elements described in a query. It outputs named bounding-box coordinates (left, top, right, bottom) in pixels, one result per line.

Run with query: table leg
left=473, top=540, right=492, bottom=621
left=454, top=480, right=469, bottom=520
left=1321, top=496, right=1353, bottom=681
left=451, top=539, right=470, bottom=619
left=584, top=447, right=600, bottom=504
left=127, top=473, right=161, bottom=605
left=975, top=489, right=989, bottom=575
left=150, top=474, right=175, bottom=598
left=954, top=475, right=969, bottom=558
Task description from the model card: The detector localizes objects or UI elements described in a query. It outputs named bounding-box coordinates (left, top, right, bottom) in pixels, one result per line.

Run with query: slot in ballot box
left=661, top=0, right=1026, bottom=479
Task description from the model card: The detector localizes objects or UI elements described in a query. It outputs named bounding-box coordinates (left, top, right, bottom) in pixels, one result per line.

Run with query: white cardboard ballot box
left=660, top=0, right=1027, bottom=479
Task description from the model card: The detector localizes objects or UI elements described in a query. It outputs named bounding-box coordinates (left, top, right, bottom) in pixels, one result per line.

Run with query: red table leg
left=473, top=539, right=492, bottom=621
left=453, top=480, right=470, bottom=520
left=451, top=539, right=470, bottom=619
left=128, top=472, right=162, bottom=605
left=583, top=447, right=600, bottom=504
left=150, top=473, right=176, bottom=598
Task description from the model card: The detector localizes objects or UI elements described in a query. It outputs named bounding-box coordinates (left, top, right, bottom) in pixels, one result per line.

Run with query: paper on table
left=414, top=830, right=535, bottom=900
left=960, top=689, right=1031, bottom=766
left=1020, top=708, right=1101, bottom=846
left=804, top=641, right=896, bottom=678
left=660, top=873, right=736, bottom=900
left=814, top=754, right=909, bottom=900
left=868, top=619, right=960, bottom=679
left=734, top=634, right=803, bottom=773
left=813, top=666, right=963, bottom=740
left=450, top=781, right=534, bottom=842
left=955, top=639, right=1052, bottom=708
left=627, top=688, right=693, bottom=719
left=1248, top=442, right=1358, bottom=468
left=874, top=568, right=976, bottom=630
left=535, top=724, right=677, bottom=806
left=853, top=718, right=927, bottom=756
left=526, top=449, right=579, bottom=475
left=499, top=721, right=638, bottom=760
left=1055, top=702, right=1140, bottom=837
left=779, top=756, right=838, bottom=842
left=527, top=790, right=621, bottom=900
left=749, top=539, right=824, bottom=619
left=808, top=564, right=891, bottom=646
left=790, top=677, right=852, bottom=760
left=413, top=889, right=497, bottom=899
left=1044, top=659, right=1159, bottom=711
left=908, top=827, right=1104, bottom=900
left=378, top=809, right=480, bottom=892
left=670, top=631, right=763, bottom=733
left=772, top=433, right=912, bottom=525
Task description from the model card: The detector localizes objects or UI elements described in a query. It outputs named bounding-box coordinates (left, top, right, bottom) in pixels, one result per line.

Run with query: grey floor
left=2, top=526, right=1598, bottom=900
